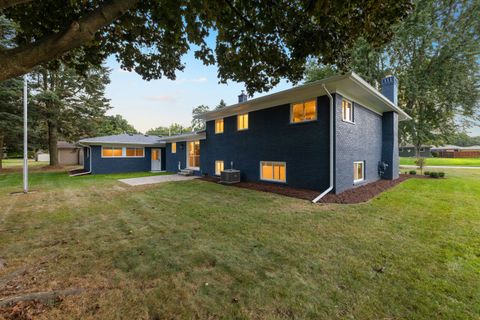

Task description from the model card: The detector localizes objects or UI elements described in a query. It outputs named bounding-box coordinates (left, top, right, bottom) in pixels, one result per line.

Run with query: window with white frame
left=291, top=99, right=317, bottom=123
left=102, top=146, right=145, bottom=158
left=237, top=113, right=249, bottom=130
left=187, top=140, right=200, bottom=168
left=353, top=161, right=365, bottom=183
left=260, top=161, right=286, bottom=182
left=215, top=118, right=224, bottom=134
left=126, top=147, right=144, bottom=157
left=342, top=99, right=354, bottom=122
left=215, top=160, right=224, bottom=175
left=102, top=146, right=123, bottom=157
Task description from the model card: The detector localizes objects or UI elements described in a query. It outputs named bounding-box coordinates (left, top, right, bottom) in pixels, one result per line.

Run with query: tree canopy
left=146, top=123, right=191, bottom=136
left=95, top=114, right=138, bottom=136
left=1, top=0, right=412, bottom=93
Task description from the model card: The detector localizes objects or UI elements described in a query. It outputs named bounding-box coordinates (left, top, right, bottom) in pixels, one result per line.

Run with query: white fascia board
left=160, top=132, right=206, bottom=143
left=78, top=141, right=165, bottom=147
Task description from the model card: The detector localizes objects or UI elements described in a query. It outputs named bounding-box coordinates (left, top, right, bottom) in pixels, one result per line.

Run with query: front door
left=151, top=148, right=162, bottom=171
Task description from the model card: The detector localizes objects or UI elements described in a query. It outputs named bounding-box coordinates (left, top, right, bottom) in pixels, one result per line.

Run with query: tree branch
left=223, top=0, right=254, bottom=28
left=0, top=0, right=33, bottom=10
left=0, top=0, right=139, bottom=81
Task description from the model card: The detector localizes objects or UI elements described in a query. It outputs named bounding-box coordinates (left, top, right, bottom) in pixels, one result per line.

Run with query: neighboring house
left=431, top=145, right=480, bottom=158
left=399, top=144, right=432, bottom=157
left=79, top=72, right=410, bottom=196
left=57, top=141, right=84, bottom=165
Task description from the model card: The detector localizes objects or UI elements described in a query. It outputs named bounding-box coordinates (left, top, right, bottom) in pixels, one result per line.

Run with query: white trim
left=259, top=161, right=287, bottom=183
left=289, top=99, right=318, bottom=124
left=353, top=161, right=365, bottom=184
left=335, top=89, right=383, bottom=117
left=101, top=146, right=145, bottom=158
left=151, top=148, right=162, bottom=171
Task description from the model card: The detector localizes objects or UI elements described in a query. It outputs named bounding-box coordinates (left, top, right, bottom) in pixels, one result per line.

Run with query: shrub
left=438, top=172, right=445, bottom=178
left=424, top=171, right=430, bottom=176
left=414, top=157, right=426, bottom=174
left=409, top=170, right=417, bottom=175
left=429, top=172, right=439, bottom=178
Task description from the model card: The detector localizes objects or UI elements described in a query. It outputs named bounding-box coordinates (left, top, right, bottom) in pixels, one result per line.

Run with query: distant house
left=431, top=145, right=480, bottom=158
left=35, top=141, right=84, bottom=165
left=79, top=72, right=411, bottom=197
left=399, top=144, right=432, bottom=157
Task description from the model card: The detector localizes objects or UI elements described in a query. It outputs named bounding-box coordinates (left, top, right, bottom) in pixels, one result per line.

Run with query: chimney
left=381, top=75, right=398, bottom=106
left=238, top=90, right=248, bottom=103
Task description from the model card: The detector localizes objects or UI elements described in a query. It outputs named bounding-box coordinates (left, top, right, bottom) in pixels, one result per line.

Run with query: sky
left=104, top=52, right=480, bottom=136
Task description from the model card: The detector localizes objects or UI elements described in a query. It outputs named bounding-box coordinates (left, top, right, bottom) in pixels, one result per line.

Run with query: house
left=34, top=141, right=84, bottom=165
left=79, top=72, right=410, bottom=198
left=431, top=145, right=480, bottom=158
left=399, top=144, right=432, bottom=157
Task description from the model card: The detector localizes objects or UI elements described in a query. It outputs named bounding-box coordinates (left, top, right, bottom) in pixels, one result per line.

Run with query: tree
left=304, top=0, right=480, bottom=155
left=146, top=123, right=191, bottom=136
left=191, top=105, right=210, bottom=131
left=30, top=63, right=111, bottom=165
left=448, top=132, right=480, bottom=146
left=1, top=1, right=412, bottom=93
left=0, top=78, right=22, bottom=169
left=215, top=99, right=227, bottom=110
left=95, top=114, right=138, bottom=136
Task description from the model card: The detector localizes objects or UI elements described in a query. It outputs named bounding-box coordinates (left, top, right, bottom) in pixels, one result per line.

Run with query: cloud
left=175, top=76, right=208, bottom=84
left=145, top=95, right=175, bottom=102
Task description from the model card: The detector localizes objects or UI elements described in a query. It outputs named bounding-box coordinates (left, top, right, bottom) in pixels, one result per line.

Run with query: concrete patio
left=119, top=174, right=198, bottom=186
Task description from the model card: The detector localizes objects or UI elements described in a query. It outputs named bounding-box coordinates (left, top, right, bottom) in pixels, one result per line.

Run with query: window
left=126, top=147, right=144, bottom=157
left=215, top=160, right=224, bottom=175
left=342, top=99, right=354, bottom=123
left=237, top=113, right=249, bottom=130
left=171, top=142, right=177, bottom=154
left=291, top=99, right=317, bottom=123
left=215, top=118, right=224, bottom=134
left=187, top=140, right=200, bottom=168
left=102, top=146, right=123, bottom=157
left=420, top=147, right=425, bottom=152
left=260, top=161, right=286, bottom=182
left=353, top=161, right=365, bottom=183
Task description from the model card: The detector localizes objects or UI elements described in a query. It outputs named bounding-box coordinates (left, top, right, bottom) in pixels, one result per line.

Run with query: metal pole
left=23, top=74, right=28, bottom=194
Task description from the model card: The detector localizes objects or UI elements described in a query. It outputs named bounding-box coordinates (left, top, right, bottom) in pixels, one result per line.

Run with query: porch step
left=178, top=169, right=194, bottom=176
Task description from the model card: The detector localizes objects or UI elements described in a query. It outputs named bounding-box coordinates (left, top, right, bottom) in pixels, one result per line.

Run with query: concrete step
left=178, top=169, right=194, bottom=176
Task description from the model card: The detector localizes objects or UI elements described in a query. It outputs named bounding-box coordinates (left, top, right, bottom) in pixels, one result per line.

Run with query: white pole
left=23, top=74, right=28, bottom=194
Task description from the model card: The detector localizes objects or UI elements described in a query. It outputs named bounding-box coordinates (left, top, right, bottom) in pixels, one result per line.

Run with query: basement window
left=215, top=160, right=224, bottom=176
left=353, top=161, right=365, bottom=183
left=260, top=161, right=286, bottom=183
left=291, top=99, right=317, bottom=123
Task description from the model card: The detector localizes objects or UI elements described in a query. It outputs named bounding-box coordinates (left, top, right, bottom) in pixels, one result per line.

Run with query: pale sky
left=104, top=54, right=480, bottom=136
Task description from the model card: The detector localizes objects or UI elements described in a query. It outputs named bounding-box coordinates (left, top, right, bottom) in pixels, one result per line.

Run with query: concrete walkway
left=119, top=174, right=198, bottom=186
left=400, top=165, right=480, bottom=169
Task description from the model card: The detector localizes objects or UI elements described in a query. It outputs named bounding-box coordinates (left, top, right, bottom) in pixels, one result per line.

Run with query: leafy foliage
left=1, top=0, right=412, bottom=93
left=191, top=104, right=210, bottom=131
left=95, top=114, right=138, bottom=136
left=146, top=123, right=192, bottom=137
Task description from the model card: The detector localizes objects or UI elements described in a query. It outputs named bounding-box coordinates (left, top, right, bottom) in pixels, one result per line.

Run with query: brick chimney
left=381, top=75, right=398, bottom=106
left=238, top=90, right=247, bottom=103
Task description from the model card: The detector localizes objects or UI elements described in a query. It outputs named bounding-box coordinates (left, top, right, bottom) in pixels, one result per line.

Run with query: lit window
left=354, top=161, right=364, bottom=183
left=187, top=140, right=200, bottom=168
left=291, top=99, right=317, bottom=123
left=171, top=142, right=177, bottom=154
left=215, top=118, right=224, bottom=134
left=260, top=161, right=286, bottom=182
left=152, top=149, right=159, bottom=160
left=342, top=99, right=354, bottom=122
left=215, top=160, right=224, bottom=175
left=237, top=113, right=249, bottom=130
left=126, top=147, right=144, bottom=157
left=102, top=146, right=123, bottom=157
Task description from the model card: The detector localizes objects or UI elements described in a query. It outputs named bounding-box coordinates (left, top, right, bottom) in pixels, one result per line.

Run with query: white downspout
left=70, top=144, right=92, bottom=176
left=312, top=85, right=334, bottom=203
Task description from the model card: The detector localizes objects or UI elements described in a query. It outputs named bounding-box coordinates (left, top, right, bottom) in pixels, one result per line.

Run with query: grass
left=0, top=168, right=479, bottom=319
left=2, top=158, right=49, bottom=168
left=400, top=157, right=480, bottom=167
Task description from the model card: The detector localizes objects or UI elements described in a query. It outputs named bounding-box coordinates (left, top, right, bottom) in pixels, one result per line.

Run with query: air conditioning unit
left=220, top=169, right=240, bottom=184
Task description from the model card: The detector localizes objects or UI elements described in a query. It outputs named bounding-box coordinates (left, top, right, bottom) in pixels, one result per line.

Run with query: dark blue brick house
left=79, top=72, right=410, bottom=201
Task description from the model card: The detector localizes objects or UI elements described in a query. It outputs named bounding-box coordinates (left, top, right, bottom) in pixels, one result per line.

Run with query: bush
left=424, top=171, right=430, bottom=176
left=438, top=172, right=445, bottom=178
left=409, top=170, right=417, bottom=175
left=414, top=157, right=426, bottom=174
left=429, top=172, right=439, bottom=178
left=431, top=151, right=439, bottom=158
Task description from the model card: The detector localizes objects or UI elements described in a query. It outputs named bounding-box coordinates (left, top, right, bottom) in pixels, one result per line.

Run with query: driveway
left=119, top=174, right=198, bottom=186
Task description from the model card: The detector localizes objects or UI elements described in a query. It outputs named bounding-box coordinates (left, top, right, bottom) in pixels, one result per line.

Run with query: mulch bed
left=201, top=174, right=420, bottom=204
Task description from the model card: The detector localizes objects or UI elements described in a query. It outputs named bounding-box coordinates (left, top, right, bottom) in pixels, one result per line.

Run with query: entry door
left=151, top=149, right=162, bottom=171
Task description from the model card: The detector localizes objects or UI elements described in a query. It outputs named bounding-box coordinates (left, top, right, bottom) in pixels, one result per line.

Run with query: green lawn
left=2, top=158, right=49, bottom=168
left=400, top=156, right=480, bottom=167
left=0, top=168, right=479, bottom=319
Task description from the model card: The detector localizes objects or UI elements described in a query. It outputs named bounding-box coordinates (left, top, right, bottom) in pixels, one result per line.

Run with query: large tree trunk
left=48, top=121, right=59, bottom=166
left=0, top=134, right=3, bottom=170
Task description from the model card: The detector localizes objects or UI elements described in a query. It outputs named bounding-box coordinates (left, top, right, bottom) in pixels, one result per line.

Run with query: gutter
left=312, top=85, right=334, bottom=203
left=70, top=144, right=92, bottom=176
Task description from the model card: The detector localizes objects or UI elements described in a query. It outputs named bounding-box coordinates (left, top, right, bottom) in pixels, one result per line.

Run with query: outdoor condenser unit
left=220, top=169, right=241, bottom=184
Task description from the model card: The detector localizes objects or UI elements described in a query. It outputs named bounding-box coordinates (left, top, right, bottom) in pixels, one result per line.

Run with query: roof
left=195, top=71, right=411, bottom=122
left=160, top=131, right=206, bottom=142
left=79, top=134, right=165, bottom=146
left=431, top=145, right=480, bottom=151
left=399, top=144, right=432, bottom=148
left=57, top=141, right=79, bottom=149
